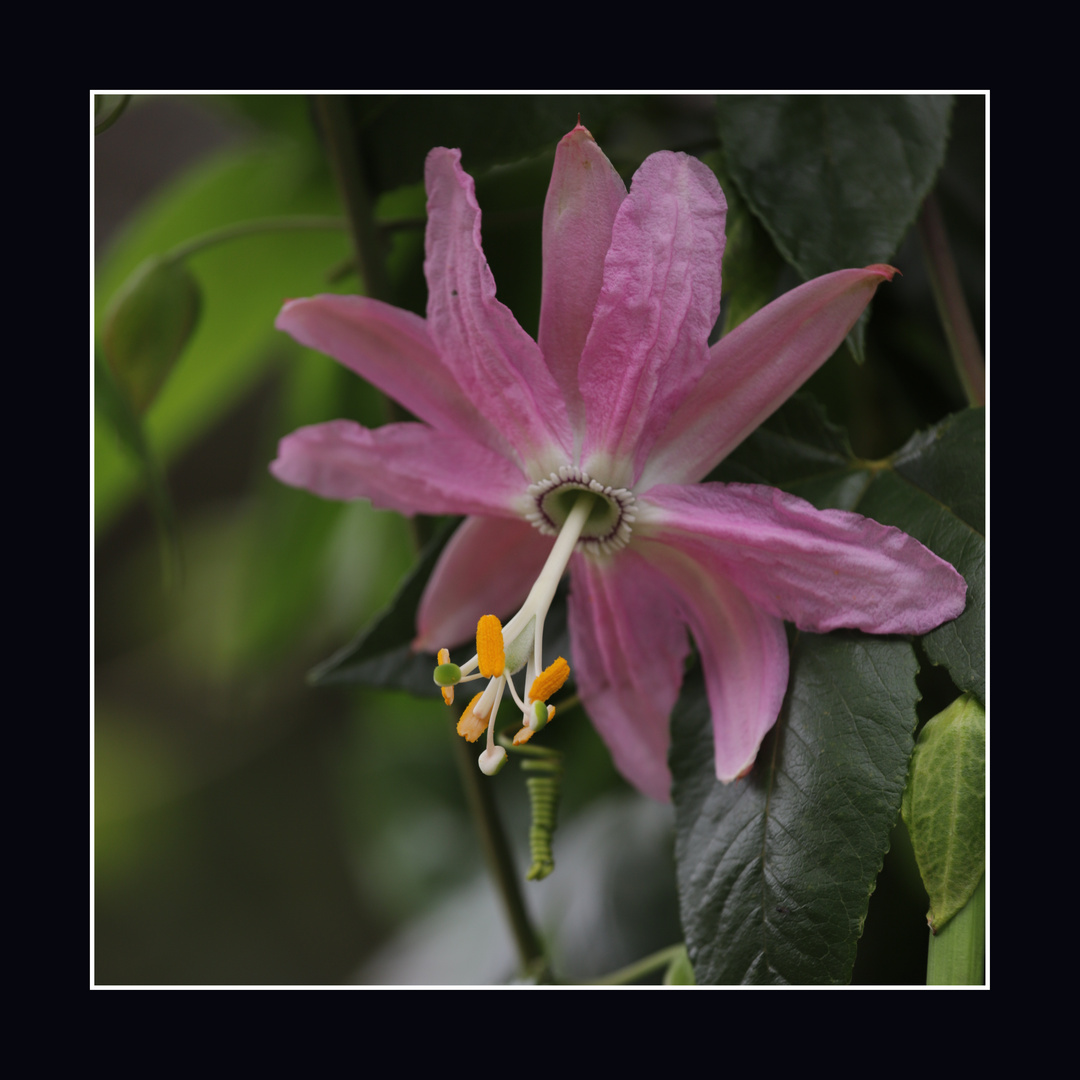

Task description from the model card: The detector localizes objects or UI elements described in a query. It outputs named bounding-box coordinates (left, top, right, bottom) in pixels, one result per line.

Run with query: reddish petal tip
left=865, top=263, right=900, bottom=281
left=561, top=120, right=595, bottom=145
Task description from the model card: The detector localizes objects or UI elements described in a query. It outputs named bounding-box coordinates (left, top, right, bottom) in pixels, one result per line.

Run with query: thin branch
left=917, top=192, right=985, bottom=406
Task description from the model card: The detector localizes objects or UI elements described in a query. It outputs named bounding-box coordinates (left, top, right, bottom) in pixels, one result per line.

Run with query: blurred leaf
left=308, top=521, right=456, bottom=695
left=672, top=632, right=921, bottom=984
left=233, top=355, right=412, bottom=668
left=102, top=256, right=202, bottom=412
left=902, top=694, right=985, bottom=932
left=716, top=96, right=953, bottom=359
left=95, top=354, right=146, bottom=458
left=353, top=95, right=645, bottom=195
left=205, top=95, right=320, bottom=143
left=95, top=356, right=180, bottom=579
left=358, top=795, right=680, bottom=985
left=720, top=400, right=984, bottom=702
left=95, top=137, right=346, bottom=534
left=95, top=94, right=131, bottom=135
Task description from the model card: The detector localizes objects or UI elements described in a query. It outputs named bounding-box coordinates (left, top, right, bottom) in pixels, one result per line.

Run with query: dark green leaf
left=901, top=694, right=985, bottom=932
left=716, top=96, right=953, bottom=359
left=856, top=409, right=985, bottom=702
left=102, top=256, right=202, bottom=413
left=672, top=632, right=921, bottom=984
left=714, top=394, right=866, bottom=509
left=708, top=153, right=785, bottom=334
left=676, top=402, right=983, bottom=981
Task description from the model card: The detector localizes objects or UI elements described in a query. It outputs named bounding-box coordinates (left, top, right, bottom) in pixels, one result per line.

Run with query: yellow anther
left=477, top=615, right=505, bottom=678
left=513, top=725, right=535, bottom=746
left=529, top=657, right=570, bottom=703
left=437, top=649, right=454, bottom=705
left=457, top=692, right=487, bottom=743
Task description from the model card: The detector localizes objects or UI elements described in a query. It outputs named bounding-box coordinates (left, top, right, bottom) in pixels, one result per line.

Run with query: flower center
left=526, top=466, right=637, bottom=554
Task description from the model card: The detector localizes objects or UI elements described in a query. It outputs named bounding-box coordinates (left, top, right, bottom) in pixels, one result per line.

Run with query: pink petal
left=640, top=266, right=898, bottom=488
left=579, top=152, right=726, bottom=488
left=414, top=516, right=554, bottom=652
left=638, top=538, right=790, bottom=785
left=568, top=550, right=690, bottom=802
left=639, top=482, right=967, bottom=634
left=424, top=148, right=573, bottom=476
left=538, top=124, right=627, bottom=444
left=270, top=420, right=529, bottom=518
left=275, top=294, right=511, bottom=458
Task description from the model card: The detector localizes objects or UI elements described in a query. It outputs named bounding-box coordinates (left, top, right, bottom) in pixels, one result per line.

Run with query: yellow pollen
left=529, top=657, right=570, bottom=703
left=477, top=615, right=505, bottom=678
left=457, top=692, right=488, bottom=743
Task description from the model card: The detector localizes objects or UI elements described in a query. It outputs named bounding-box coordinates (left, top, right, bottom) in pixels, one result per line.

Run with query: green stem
left=927, top=876, right=985, bottom=985
left=551, top=692, right=580, bottom=715
left=586, top=945, right=686, bottom=986
left=95, top=94, right=131, bottom=135
left=315, top=96, right=390, bottom=302
left=917, top=192, right=985, bottom=407
left=167, top=216, right=347, bottom=263
left=453, top=735, right=549, bottom=981
left=314, top=95, right=433, bottom=544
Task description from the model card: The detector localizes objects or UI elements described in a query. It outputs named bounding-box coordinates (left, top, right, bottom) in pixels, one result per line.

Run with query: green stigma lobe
left=434, top=662, right=462, bottom=686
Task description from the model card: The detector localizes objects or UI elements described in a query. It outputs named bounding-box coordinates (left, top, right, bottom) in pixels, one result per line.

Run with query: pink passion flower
left=271, top=125, right=967, bottom=801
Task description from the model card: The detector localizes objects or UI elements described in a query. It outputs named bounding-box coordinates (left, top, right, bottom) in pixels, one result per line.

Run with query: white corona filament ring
left=525, top=466, right=637, bottom=555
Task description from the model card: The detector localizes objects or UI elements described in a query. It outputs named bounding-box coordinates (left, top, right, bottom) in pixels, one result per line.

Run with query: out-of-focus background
left=93, top=95, right=984, bottom=984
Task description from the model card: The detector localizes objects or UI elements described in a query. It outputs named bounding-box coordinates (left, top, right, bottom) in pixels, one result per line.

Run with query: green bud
left=102, top=256, right=201, bottom=413
left=901, top=693, right=985, bottom=933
